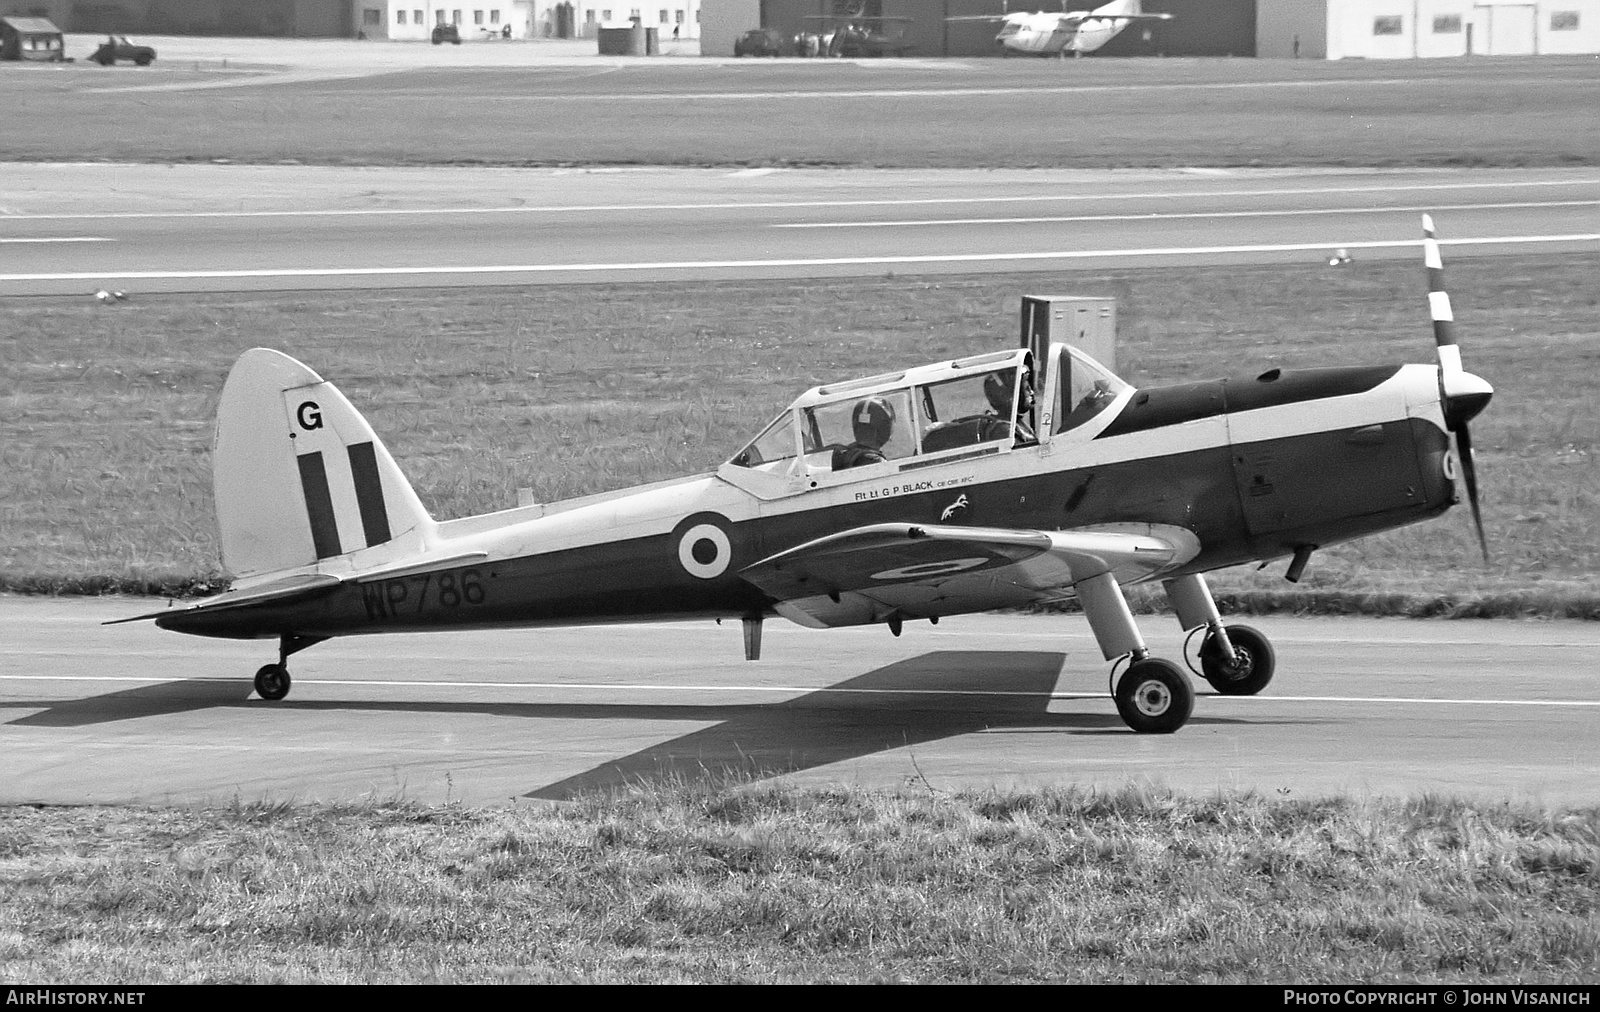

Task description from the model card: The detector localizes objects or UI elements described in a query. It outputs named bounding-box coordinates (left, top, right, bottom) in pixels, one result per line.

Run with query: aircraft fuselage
left=995, top=13, right=1139, bottom=55
left=158, top=362, right=1456, bottom=642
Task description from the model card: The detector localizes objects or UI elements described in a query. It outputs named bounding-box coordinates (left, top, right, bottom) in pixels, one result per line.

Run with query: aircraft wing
left=739, top=522, right=1198, bottom=629
left=1067, top=12, right=1173, bottom=24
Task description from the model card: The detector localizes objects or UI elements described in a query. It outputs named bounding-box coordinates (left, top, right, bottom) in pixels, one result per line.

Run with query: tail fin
left=213, top=349, right=433, bottom=581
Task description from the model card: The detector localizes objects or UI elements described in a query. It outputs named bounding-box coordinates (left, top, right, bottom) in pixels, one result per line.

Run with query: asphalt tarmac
left=5, top=596, right=1598, bottom=808
left=3, top=163, right=1595, bottom=295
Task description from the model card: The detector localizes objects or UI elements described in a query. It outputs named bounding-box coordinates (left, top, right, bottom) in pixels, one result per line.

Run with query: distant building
left=700, top=0, right=1597, bottom=58
left=698, top=0, right=751, bottom=54
left=354, top=1, right=698, bottom=40
left=702, top=0, right=1253, bottom=58
left=0, top=0, right=696, bottom=38
left=1260, top=1, right=1600, bottom=58
left=3, top=1, right=354, bottom=36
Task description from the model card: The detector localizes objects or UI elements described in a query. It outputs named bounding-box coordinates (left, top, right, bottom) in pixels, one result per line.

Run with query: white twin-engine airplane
left=949, top=0, right=1173, bottom=57
left=115, top=218, right=1492, bottom=736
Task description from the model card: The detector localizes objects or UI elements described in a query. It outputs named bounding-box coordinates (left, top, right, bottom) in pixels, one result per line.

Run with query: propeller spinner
left=1422, top=214, right=1494, bottom=560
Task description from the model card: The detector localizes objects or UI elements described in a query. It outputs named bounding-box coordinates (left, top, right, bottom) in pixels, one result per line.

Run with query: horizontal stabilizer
left=103, top=550, right=492, bottom=627
left=103, top=573, right=341, bottom=626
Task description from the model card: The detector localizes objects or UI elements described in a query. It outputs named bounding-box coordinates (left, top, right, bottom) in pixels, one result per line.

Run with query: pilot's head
left=983, top=370, right=1015, bottom=414
left=852, top=396, right=895, bottom=448
left=1018, top=371, right=1036, bottom=411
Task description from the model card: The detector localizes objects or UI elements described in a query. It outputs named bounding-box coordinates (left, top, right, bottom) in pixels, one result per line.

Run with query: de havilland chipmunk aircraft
left=115, top=217, right=1492, bottom=735
left=948, top=0, right=1172, bottom=57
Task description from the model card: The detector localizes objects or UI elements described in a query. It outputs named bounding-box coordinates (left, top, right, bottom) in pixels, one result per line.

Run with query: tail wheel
left=254, top=663, right=291, bottom=701
left=1114, top=658, right=1193, bottom=734
left=1198, top=624, right=1276, bottom=696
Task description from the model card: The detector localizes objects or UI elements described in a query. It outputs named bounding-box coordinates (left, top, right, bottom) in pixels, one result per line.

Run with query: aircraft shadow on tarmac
left=10, top=650, right=1290, bottom=800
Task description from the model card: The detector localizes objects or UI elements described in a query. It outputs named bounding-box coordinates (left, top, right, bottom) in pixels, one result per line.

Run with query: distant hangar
left=1262, top=0, right=1599, bottom=57
left=701, top=0, right=1598, bottom=58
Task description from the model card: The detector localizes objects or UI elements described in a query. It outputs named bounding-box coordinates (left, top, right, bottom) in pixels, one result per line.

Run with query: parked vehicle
left=734, top=28, right=787, bottom=57
left=89, top=35, right=155, bottom=66
left=432, top=24, right=462, bottom=44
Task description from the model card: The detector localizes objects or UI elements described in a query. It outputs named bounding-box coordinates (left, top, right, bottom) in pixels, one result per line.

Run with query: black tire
left=134, top=57, right=151, bottom=66
left=254, top=663, right=291, bottom=701
left=1199, top=624, right=1276, bottom=696
left=1114, top=658, right=1193, bottom=734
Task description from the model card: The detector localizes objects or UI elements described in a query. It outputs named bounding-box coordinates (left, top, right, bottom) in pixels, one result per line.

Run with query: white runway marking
left=3, top=234, right=1594, bottom=284
left=4, top=179, right=1596, bottom=221
left=772, top=200, right=1600, bottom=229
left=385, top=78, right=1455, bottom=103
left=4, top=674, right=1598, bottom=708
left=0, top=236, right=113, bottom=243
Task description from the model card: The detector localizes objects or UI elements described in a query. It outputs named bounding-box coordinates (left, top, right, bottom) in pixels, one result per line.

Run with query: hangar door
left=1097, top=0, right=1256, bottom=57
left=1486, top=4, right=1537, bottom=54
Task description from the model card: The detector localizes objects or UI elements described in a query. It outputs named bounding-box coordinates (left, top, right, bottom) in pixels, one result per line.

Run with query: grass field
left=3, top=255, right=1597, bottom=612
left=3, top=784, right=1597, bottom=983
left=4, top=56, right=1597, bottom=168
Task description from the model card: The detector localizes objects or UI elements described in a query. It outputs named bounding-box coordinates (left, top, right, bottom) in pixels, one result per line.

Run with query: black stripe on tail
left=296, top=452, right=342, bottom=559
left=347, top=441, right=392, bottom=547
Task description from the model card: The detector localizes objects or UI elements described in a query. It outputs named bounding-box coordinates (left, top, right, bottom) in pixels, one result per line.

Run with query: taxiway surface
left=5, top=597, right=1598, bottom=808
left=3, top=164, right=1597, bottom=294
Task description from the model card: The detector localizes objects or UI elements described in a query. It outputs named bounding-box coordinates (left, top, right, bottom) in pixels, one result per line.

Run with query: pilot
left=983, top=370, right=1036, bottom=444
left=832, top=396, right=894, bottom=470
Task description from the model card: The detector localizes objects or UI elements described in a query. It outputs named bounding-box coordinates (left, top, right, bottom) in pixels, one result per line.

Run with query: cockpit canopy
left=729, top=344, right=1128, bottom=477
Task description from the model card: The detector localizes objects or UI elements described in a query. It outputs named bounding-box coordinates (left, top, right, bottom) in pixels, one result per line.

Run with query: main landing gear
left=1079, top=572, right=1276, bottom=733
left=252, top=634, right=325, bottom=701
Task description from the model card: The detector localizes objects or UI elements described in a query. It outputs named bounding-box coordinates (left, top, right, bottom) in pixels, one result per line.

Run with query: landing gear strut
left=1165, top=574, right=1276, bottom=696
left=252, top=634, right=325, bottom=701
left=1077, top=571, right=1194, bottom=733
left=1077, top=571, right=1280, bottom=733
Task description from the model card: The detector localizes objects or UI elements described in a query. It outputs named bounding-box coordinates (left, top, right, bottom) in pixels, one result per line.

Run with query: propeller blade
left=1423, top=214, right=1492, bottom=561
left=1453, top=423, right=1490, bottom=562
left=1422, top=214, right=1464, bottom=389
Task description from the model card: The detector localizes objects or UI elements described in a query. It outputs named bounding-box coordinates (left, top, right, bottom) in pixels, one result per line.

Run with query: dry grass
left=3, top=255, right=1597, bottom=612
left=2, top=784, right=1597, bottom=983
left=4, top=56, right=1598, bottom=168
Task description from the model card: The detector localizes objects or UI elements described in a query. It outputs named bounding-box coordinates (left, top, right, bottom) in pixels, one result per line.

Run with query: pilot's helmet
left=852, top=396, right=895, bottom=447
left=983, top=370, right=1015, bottom=414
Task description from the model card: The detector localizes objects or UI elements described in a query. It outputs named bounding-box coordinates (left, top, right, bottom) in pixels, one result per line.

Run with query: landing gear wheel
left=1199, top=624, right=1275, bottom=696
left=254, top=663, right=291, bottom=701
left=1114, top=658, right=1193, bottom=734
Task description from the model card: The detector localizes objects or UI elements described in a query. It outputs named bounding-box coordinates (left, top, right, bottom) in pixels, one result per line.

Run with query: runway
left=5, top=596, right=1598, bottom=808
left=2, top=164, right=1596, bottom=294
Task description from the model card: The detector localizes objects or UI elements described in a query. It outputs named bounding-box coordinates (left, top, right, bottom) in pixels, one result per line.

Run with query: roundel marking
left=678, top=523, right=732, bottom=580
left=871, top=557, right=990, bottom=581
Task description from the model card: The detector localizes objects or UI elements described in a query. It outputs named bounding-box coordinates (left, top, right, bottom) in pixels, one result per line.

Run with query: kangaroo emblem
left=941, top=494, right=969, bottom=521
